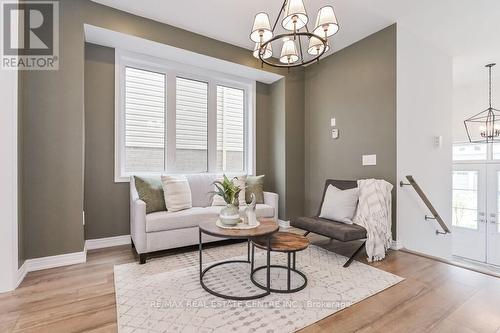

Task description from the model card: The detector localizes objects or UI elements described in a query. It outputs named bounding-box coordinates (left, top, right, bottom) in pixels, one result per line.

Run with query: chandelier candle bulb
left=250, top=12, right=273, bottom=43
left=282, top=0, right=308, bottom=31
left=253, top=42, right=273, bottom=59
left=313, top=6, right=339, bottom=37
left=280, top=39, right=299, bottom=64
left=308, top=36, right=329, bottom=55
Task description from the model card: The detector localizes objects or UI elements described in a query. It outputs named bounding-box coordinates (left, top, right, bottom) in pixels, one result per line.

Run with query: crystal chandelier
left=464, top=64, right=500, bottom=143
left=250, top=0, right=339, bottom=68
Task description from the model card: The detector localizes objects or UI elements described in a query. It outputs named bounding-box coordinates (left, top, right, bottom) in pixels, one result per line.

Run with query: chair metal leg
left=303, top=231, right=310, bottom=237
left=343, top=241, right=366, bottom=268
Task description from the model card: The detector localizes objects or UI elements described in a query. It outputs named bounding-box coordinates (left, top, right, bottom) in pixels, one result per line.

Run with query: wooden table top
left=199, top=218, right=279, bottom=239
left=252, top=231, right=310, bottom=252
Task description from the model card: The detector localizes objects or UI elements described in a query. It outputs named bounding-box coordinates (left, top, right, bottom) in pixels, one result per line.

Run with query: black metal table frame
left=199, top=228, right=272, bottom=301
left=250, top=243, right=308, bottom=293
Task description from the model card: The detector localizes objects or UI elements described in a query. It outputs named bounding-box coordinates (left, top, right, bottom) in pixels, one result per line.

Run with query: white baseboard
left=16, top=262, right=27, bottom=288
left=278, top=219, right=290, bottom=229
left=390, top=240, right=403, bottom=250
left=85, top=235, right=131, bottom=250
left=25, top=249, right=87, bottom=272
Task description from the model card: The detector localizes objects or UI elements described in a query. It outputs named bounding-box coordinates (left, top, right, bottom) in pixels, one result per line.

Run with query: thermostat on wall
left=331, top=128, right=339, bottom=139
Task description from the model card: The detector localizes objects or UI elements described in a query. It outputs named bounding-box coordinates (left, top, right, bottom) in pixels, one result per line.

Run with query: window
left=124, top=67, right=166, bottom=173
left=175, top=78, right=208, bottom=172
left=115, top=50, right=255, bottom=181
left=453, top=143, right=487, bottom=161
left=217, top=86, right=245, bottom=172
left=452, top=170, right=479, bottom=229
left=493, top=143, right=500, bottom=160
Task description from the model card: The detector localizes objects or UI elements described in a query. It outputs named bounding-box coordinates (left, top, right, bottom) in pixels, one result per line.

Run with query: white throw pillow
left=161, top=175, right=192, bottom=212
left=212, top=175, right=247, bottom=206
left=319, top=185, right=359, bottom=224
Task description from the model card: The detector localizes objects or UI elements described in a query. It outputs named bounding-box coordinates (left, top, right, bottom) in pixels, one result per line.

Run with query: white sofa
left=130, top=174, right=279, bottom=263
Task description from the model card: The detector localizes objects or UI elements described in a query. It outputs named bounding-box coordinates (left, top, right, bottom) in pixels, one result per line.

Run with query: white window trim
left=115, top=49, right=256, bottom=182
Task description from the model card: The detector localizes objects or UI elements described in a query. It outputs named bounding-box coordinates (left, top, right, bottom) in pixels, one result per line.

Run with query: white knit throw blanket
left=353, top=179, right=393, bottom=262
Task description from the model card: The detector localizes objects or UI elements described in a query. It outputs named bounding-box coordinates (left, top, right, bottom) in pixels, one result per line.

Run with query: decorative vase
left=219, top=203, right=240, bottom=226
left=245, top=193, right=258, bottom=226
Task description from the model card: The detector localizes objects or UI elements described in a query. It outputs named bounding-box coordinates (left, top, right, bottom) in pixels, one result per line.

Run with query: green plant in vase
left=212, top=175, right=242, bottom=226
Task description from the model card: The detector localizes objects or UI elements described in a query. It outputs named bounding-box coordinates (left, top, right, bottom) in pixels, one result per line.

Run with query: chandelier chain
left=490, top=65, right=492, bottom=108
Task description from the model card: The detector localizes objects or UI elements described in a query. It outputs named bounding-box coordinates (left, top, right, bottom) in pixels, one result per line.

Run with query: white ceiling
left=92, top=0, right=500, bottom=84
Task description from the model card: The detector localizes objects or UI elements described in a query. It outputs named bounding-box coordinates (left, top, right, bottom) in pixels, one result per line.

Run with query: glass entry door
left=452, top=162, right=500, bottom=266
left=452, top=164, right=487, bottom=262
left=486, top=165, right=500, bottom=266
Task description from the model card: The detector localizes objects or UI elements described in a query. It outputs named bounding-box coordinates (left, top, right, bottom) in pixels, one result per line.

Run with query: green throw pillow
left=134, top=176, right=166, bottom=214
left=245, top=175, right=265, bottom=204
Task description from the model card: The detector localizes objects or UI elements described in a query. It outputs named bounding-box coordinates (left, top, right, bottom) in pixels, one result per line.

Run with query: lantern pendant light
left=464, top=64, right=500, bottom=143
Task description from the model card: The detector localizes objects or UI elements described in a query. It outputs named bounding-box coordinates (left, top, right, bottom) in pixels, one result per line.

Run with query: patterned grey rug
left=114, top=243, right=403, bottom=333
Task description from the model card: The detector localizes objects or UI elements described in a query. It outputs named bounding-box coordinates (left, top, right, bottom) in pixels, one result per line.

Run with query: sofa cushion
left=161, top=175, right=192, bottom=212
left=290, top=216, right=367, bottom=242
left=134, top=176, right=166, bottom=214
left=246, top=175, right=265, bottom=204
left=186, top=174, right=218, bottom=207
left=319, top=185, right=359, bottom=224
left=146, top=204, right=275, bottom=233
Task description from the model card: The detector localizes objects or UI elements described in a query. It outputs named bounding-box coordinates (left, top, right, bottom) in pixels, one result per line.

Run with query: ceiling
left=92, top=0, right=500, bottom=84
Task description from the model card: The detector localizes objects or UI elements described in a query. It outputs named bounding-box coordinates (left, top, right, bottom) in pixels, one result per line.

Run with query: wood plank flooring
left=2, top=231, right=500, bottom=332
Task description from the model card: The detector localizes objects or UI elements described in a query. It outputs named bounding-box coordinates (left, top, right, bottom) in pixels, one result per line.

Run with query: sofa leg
left=139, top=253, right=147, bottom=264
left=343, top=241, right=366, bottom=268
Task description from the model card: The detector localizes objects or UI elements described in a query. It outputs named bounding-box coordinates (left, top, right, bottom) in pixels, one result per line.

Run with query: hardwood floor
left=2, top=232, right=500, bottom=332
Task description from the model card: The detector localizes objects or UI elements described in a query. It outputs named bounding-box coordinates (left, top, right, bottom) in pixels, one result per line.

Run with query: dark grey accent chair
left=291, top=179, right=367, bottom=267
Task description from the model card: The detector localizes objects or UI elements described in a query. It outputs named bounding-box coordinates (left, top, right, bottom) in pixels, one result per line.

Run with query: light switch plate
left=434, top=136, right=443, bottom=148
left=330, top=118, right=336, bottom=127
left=362, top=154, right=376, bottom=166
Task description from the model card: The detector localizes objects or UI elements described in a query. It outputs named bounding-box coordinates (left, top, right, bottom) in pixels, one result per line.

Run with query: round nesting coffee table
left=198, top=218, right=279, bottom=300
left=250, top=232, right=309, bottom=293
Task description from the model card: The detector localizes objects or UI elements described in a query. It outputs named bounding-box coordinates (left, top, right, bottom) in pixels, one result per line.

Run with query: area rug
left=114, top=243, right=403, bottom=333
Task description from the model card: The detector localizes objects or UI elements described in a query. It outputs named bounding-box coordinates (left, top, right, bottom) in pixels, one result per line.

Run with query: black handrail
left=400, top=175, right=451, bottom=235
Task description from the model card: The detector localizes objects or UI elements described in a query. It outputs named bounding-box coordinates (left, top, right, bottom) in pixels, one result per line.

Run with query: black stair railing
left=400, top=175, right=451, bottom=235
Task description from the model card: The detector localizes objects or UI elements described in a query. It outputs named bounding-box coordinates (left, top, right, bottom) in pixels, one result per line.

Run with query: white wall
left=0, top=68, right=18, bottom=292
left=453, top=77, right=500, bottom=142
left=397, top=26, right=453, bottom=259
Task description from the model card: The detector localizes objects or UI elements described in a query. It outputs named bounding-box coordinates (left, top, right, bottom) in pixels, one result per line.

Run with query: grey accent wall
left=255, top=82, right=270, bottom=178
left=19, top=0, right=291, bottom=258
left=84, top=44, right=130, bottom=239
left=20, top=0, right=85, bottom=258
left=259, top=73, right=306, bottom=221
left=18, top=71, right=25, bottom=268
left=284, top=70, right=305, bottom=220
left=268, top=79, right=286, bottom=217
left=304, top=25, right=397, bottom=234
